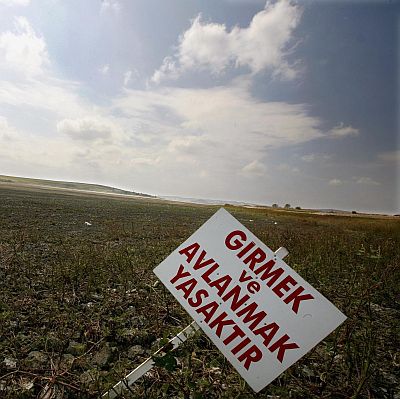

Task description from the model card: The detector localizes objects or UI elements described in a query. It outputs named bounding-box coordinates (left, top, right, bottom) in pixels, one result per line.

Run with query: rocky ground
left=0, top=184, right=399, bottom=398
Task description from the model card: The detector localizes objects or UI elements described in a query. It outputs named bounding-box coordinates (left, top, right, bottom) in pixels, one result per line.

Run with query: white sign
left=154, top=208, right=346, bottom=392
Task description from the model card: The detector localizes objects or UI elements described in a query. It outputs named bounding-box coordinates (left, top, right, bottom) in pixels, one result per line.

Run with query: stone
left=67, top=341, right=86, bottom=356
left=127, top=345, right=145, bottom=359
left=3, top=357, right=17, bottom=369
left=92, top=343, right=113, bottom=367
left=25, top=351, right=48, bottom=369
left=56, top=354, right=75, bottom=371
left=80, top=368, right=100, bottom=386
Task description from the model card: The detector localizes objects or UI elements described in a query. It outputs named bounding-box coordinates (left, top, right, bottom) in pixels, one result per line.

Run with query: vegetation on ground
left=0, top=175, right=153, bottom=198
left=0, top=184, right=399, bottom=398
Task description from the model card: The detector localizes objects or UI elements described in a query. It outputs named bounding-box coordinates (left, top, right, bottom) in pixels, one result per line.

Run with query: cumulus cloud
left=0, top=16, right=121, bottom=178
left=0, top=115, right=17, bottom=140
left=301, top=153, right=332, bottom=162
left=100, top=0, right=121, bottom=14
left=123, top=69, right=139, bottom=86
left=98, top=64, right=110, bottom=75
left=0, top=78, right=91, bottom=118
left=123, top=70, right=132, bottom=86
left=241, top=160, right=267, bottom=177
left=0, top=9, right=368, bottom=203
left=329, top=178, right=342, bottom=186
left=0, top=11, right=333, bottom=203
left=152, top=0, right=301, bottom=83
left=0, top=114, right=78, bottom=175
left=168, top=135, right=211, bottom=154
left=114, top=81, right=323, bottom=166
left=0, top=17, right=49, bottom=77
left=356, top=177, right=380, bottom=186
left=0, top=0, right=30, bottom=6
left=329, top=122, right=359, bottom=138
left=57, top=117, right=116, bottom=141
left=223, top=0, right=266, bottom=4
left=107, top=80, right=327, bottom=196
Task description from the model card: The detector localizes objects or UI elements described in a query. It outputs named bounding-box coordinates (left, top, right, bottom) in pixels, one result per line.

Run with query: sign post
left=154, top=208, right=346, bottom=392
left=102, top=321, right=200, bottom=399
left=103, top=208, right=346, bottom=397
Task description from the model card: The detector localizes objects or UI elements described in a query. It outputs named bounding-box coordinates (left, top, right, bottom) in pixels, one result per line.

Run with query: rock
left=25, top=351, right=48, bottom=369
left=3, top=357, right=17, bottom=369
left=19, top=378, right=34, bottom=391
left=92, top=343, right=112, bottom=367
left=80, top=368, right=100, bottom=386
left=127, top=345, right=145, bottom=359
left=121, top=328, right=137, bottom=338
left=38, top=383, right=64, bottom=399
left=56, top=354, right=75, bottom=371
left=131, top=331, right=156, bottom=346
left=67, top=341, right=86, bottom=356
left=131, top=316, right=145, bottom=328
left=45, top=335, right=63, bottom=351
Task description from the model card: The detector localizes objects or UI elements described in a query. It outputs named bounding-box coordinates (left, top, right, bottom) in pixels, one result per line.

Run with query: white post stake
left=102, top=321, right=200, bottom=399
left=102, top=247, right=289, bottom=399
left=275, top=246, right=289, bottom=260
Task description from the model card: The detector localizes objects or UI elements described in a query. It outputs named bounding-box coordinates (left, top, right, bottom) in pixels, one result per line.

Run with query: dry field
left=0, top=183, right=399, bottom=398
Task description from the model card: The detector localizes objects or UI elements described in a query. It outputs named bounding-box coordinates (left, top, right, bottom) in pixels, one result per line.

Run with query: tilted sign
left=154, top=208, right=346, bottom=392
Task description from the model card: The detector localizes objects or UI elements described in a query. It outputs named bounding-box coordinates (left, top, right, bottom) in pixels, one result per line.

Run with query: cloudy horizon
left=0, top=0, right=398, bottom=214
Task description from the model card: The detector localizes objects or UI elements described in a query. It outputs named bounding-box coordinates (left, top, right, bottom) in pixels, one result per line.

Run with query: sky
left=0, top=0, right=398, bottom=214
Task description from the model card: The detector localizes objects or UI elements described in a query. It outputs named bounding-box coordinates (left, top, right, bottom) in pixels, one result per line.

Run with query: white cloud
left=98, top=64, right=110, bottom=75
left=241, top=160, right=267, bottom=177
left=123, top=69, right=139, bottom=86
left=123, top=70, right=131, bottom=86
left=0, top=114, right=78, bottom=173
left=152, top=0, right=301, bottom=83
left=57, top=117, right=116, bottom=141
left=377, top=150, right=400, bottom=163
left=0, top=17, right=49, bottom=77
left=301, top=153, right=332, bottom=162
left=329, top=178, right=342, bottom=186
left=108, top=80, right=325, bottom=195
left=0, top=13, right=344, bottom=205
left=167, top=135, right=210, bottom=154
left=329, top=122, right=359, bottom=138
left=223, top=0, right=265, bottom=4
left=0, top=115, right=17, bottom=139
left=0, top=16, right=120, bottom=177
left=100, top=0, right=121, bottom=14
left=0, top=0, right=30, bottom=6
left=0, top=8, right=369, bottom=203
left=0, top=77, right=91, bottom=118
left=114, top=80, right=323, bottom=161
left=152, top=57, right=180, bottom=84
left=301, top=154, right=315, bottom=162
left=356, top=177, right=380, bottom=186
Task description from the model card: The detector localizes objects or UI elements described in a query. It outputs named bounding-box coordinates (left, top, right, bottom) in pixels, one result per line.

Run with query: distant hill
left=0, top=175, right=154, bottom=198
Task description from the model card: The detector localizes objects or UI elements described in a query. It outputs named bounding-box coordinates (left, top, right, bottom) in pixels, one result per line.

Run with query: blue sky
left=0, top=0, right=398, bottom=213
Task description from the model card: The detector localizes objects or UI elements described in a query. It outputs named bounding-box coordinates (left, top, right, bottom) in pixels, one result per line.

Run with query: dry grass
left=0, top=184, right=399, bottom=398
